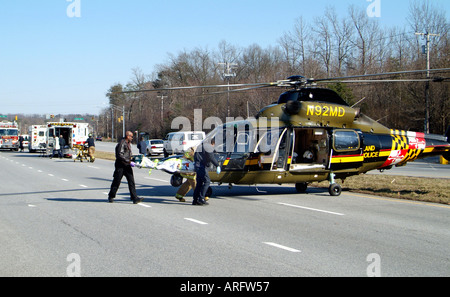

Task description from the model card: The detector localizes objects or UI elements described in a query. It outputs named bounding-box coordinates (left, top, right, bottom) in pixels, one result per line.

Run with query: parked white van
left=163, top=131, right=205, bottom=157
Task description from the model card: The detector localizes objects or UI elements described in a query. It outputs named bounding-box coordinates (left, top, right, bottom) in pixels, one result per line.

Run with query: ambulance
left=46, top=122, right=91, bottom=150
left=28, top=125, right=48, bottom=152
left=0, top=121, right=19, bottom=151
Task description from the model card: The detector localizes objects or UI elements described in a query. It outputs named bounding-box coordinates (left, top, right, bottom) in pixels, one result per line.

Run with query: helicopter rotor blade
left=194, top=84, right=275, bottom=96
left=118, top=82, right=273, bottom=94
left=114, top=68, right=450, bottom=96
left=312, top=68, right=450, bottom=83
left=322, top=79, right=436, bottom=84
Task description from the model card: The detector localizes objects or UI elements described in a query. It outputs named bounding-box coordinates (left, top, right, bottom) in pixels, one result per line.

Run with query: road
left=0, top=150, right=449, bottom=277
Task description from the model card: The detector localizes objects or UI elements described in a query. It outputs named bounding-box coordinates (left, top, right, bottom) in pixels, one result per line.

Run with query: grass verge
left=311, top=174, right=449, bottom=205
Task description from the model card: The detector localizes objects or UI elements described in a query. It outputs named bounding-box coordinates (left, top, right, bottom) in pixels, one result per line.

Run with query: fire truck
left=0, top=121, right=19, bottom=151
left=46, top=122, right=91, bottom=150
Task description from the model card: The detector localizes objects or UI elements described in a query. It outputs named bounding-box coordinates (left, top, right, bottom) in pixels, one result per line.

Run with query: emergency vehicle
left=46, top=122, right=91, bottom=150
left=28, top=125, right=48, bottom=152
left=0, top=121, right=19, bottom=151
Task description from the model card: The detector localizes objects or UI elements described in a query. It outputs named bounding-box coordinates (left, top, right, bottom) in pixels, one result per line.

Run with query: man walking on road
left=108, top=131, right=144, bottom=204
left=192, top=138, right=220, bottom=206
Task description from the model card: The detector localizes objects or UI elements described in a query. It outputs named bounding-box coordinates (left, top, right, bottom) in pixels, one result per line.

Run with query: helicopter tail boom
left=379, top=130, right=450, bottom=168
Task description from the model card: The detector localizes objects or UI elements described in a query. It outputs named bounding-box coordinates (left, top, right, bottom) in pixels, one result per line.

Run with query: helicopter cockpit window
left=333, top=130, right=360, bottom=152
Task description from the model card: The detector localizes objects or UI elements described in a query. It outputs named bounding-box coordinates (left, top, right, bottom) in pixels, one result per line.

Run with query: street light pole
left=415, top=31, right=440, bottom=134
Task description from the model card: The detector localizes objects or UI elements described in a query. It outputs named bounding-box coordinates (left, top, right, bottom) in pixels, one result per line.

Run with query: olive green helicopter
left=123, top=69, right=450, bottom=196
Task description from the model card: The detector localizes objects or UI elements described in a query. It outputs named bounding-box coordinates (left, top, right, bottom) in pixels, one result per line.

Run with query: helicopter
left=124, top=68, right=450, bottom=196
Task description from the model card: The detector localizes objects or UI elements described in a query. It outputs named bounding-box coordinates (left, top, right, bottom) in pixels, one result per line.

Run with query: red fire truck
left=0, top=121, right=19, bottom=151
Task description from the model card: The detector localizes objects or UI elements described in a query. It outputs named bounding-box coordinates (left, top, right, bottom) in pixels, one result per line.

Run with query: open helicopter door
left=289, top=128, right=329, bottom=172
left=271, top=128, right=291, bottom=171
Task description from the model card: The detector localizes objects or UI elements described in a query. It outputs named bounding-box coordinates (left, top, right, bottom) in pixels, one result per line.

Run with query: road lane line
left=263, top=242, right=301, bottom=253
left=48, top=174, right=54, bottom=177
left=278, top=202, right=345, bottom=216
left=61, top=179, right=69, bottom=182
left=138, top=203, right=151, bottom=208
left=184, top=218, right=208, bottom=225
left=145, top=177, right=169, bottom=183
left=79, top=185, right=88, bottom=188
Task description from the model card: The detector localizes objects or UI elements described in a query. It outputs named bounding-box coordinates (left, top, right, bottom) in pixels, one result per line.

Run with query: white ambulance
left=46, top=122, right=91, bottom=150
left=28, top=125, right=48, bottom=153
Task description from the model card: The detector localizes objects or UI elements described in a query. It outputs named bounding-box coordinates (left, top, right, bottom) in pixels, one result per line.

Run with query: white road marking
left=138, top=203, right=151, bottom=208
left=145, top=177, right=169, bottom=183
left=79, top=185, right=88, bottom=188
left=28, top=204, right=37, bottom=208
left=278, top=202, right=345, bottom=216
left=61, top=179, right=69, bottom=182
left=263, top=242, right=301, bottom=253
left=184, top=218, right=208, bottom=225
left=48, top=174, right=54, bottom=177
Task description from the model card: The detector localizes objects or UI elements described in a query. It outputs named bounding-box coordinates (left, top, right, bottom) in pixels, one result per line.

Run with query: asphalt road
left=0, top=150, right=449, bottom=277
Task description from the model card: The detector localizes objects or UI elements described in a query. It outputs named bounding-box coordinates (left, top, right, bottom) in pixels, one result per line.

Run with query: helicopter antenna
left=351, top=97, right=367, bottom=108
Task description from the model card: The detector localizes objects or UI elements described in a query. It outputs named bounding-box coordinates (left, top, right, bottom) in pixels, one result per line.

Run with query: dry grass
left=95, top=150, right=116, bottom=161
left=311, top=174, right=450, bottom=205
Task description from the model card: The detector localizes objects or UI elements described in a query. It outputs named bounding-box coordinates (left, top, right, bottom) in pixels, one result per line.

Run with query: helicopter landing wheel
left=328, top=183, right=342, bottom=196
left=295, top=182, right=308, bottom=193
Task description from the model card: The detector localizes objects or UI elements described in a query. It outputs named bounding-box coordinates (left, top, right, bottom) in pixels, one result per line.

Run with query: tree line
left=101, top=1, right=449, bottom=140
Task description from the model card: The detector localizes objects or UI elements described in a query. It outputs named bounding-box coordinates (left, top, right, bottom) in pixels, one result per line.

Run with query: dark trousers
left=108, top=162, right=138, bottom=200
left=193, top=166, right=210, bottom=203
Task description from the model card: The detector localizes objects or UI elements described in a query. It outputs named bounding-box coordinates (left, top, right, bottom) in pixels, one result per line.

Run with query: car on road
left=146, top=139, right=164, bottom=156
left=163, top=131, right=205, bottom=157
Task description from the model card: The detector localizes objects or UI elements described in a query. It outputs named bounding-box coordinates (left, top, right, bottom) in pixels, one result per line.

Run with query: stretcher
left=73, top=144, right=92, bottom=162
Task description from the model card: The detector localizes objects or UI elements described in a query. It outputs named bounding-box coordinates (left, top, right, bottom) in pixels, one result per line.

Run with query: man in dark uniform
left=192, top=138, right=220, bottom=206
left=86, top=133, right=96, bottom=162
left=108, top=131, right=144, bottom=204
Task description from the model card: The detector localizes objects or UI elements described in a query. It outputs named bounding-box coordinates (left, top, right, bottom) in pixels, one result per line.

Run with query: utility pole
left=219, top=62, right=238, bottom=118
left=157, top=92, right=166, bottom=129
left=111, top=104, right=126, bottom=140
left=415, top=31, right=440, bottom=134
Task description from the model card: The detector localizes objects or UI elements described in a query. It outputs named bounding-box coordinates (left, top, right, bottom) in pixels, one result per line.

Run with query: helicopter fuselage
left=205, top=92, right=450, bottom=194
